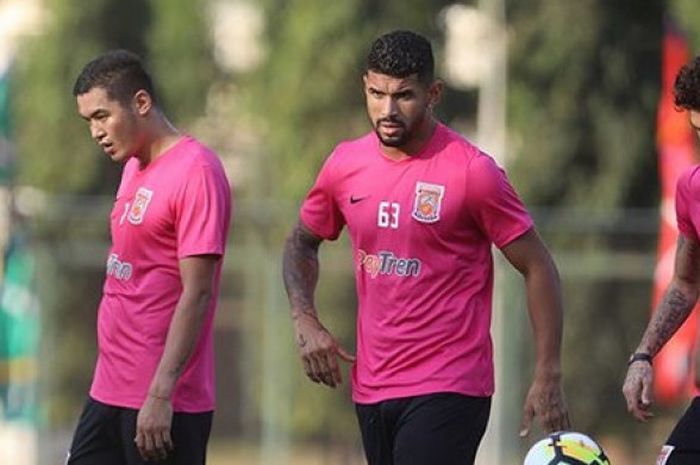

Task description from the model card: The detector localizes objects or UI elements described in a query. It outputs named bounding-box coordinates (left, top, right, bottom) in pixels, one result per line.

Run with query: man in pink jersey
left=65, top=50, right=231, bottom=465
left=623, top=56, right=700, bottom=465
left=283, top=30, right=569, bottom=465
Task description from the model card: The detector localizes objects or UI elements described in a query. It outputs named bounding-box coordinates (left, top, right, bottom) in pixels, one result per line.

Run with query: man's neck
left=136, top=117, right=181, bottom=168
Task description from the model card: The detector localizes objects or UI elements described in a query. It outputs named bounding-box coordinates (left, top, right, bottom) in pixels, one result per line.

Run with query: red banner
left=653, top=22, right=699, bottom=405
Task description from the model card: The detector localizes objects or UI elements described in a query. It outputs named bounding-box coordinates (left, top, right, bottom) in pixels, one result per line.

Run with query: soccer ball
left=524, top=431, right=611, bottom=465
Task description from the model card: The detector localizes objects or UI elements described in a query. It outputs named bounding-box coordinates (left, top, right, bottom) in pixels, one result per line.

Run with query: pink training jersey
left=676, top=164, right=700, bottom=242
left=301, top=123, right=533, bottom=403
left=90, top=136, right=231, bottom=412
left=675, top=164, right=700, bottom=399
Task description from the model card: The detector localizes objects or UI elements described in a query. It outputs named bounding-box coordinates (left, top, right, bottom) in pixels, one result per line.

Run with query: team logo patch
left=656, top=445, right=674, bottom=465
left=412, top=182, right=445, bottom=223
left=127, top=187, right=153, bottom=225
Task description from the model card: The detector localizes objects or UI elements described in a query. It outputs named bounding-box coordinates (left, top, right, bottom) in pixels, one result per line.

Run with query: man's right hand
left=293, top=312, right=355, bottom=388
left=622, top=360, right=654, bottom=422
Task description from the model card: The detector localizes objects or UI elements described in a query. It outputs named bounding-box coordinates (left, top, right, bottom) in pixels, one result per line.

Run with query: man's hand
left=283, top=222, right=354, bottom=388
left=293, top=312, right=355, bottom=388
left=520, top=372, right=570, bottom=436
left=623, top=235, right=700, bottom=421
left=135, top=395, right=174, bottom=461
left=622, top=361, right=654, bottom=422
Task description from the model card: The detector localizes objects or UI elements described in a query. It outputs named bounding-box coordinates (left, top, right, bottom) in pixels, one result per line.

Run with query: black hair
left=73, top=49, right=158, bottom=106
left=674, top=55, right=700, bottom=111
left=366, top=30, right=434, bottom=84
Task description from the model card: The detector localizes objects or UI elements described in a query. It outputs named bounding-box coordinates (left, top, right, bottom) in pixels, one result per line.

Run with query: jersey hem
left=89, top=391, right=216, bottom=413
left=351, top=384, right=494, bottom=405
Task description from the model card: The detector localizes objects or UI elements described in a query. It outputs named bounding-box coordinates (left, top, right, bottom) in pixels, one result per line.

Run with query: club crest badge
left=127, top=187, right=153, bottom=225
left=412, top=182, right=445, bottom=223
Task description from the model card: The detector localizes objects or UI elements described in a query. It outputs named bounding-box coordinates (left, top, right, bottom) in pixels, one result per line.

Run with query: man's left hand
left=135, top=395, right=174, bottom=461
left=519, top=373, right=570, bottom=436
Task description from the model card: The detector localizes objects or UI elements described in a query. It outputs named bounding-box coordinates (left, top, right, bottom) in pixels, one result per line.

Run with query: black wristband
left=628, top=352, right=652, bottom=366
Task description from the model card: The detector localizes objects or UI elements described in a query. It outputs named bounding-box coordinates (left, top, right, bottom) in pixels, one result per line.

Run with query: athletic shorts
left=66, top=397, right=212, bottom=465
left=656, top=396, right=700, bottom=465
left=355, top=392, right=491, bottom=465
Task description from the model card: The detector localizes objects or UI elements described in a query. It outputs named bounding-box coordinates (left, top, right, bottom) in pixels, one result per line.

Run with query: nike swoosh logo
left=350, top=195, right=367, bottom=204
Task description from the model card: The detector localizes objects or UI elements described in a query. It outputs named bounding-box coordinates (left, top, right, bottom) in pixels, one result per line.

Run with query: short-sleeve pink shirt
left=300, top=124, right=533, bottom=403
left=673, top=165, right=700, bottom=398
left=90, top=136, right=231, bottom=412
left=676, top=165, right=700, bottom=242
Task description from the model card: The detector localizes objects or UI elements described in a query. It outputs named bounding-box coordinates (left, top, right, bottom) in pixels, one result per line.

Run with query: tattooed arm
left=623, top=235, right=700, bottom=421
left=282, top=221, right=355, bottom=388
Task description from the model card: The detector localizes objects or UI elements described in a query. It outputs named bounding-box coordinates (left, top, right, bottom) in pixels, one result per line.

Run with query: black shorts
left=66, top=397, right=212, bottom=465
left=355, top=392, right=491, bottom=465
left=658, top=396, right=700, bottom=465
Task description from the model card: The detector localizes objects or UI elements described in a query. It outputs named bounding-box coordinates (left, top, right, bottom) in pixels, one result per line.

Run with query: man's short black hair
left=366, top=30, right=435, bottom=84
left=73, top=49, right=158, bottom=106
left=674, top=55, right=700, bottom=111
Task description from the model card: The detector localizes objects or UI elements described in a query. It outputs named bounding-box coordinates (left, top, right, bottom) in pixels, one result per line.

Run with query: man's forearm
left=638, top=235, right=700, bottom=357
left=500, top=230, right=564, bottom=375
left=283, top=222, right=322, bottom=319
left=637, top=283, right=697, bottom=357
left=148, top=288, right=212, bottom=399
left=525, top=258, right=563, bottom=375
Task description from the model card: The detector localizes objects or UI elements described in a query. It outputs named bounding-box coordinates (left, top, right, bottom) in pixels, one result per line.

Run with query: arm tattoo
left=642, top=236, right=700, bottom=355
left=283, top=222, right=322, bottom=319
left=645, top=287, right=695, bottom=355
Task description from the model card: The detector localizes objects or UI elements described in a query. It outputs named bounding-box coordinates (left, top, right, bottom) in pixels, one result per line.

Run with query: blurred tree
left=507, top=0, right=663, bottom=438
left=147, top=0, right=217, bottom=127
left=508, top=0, right=661, bottom=208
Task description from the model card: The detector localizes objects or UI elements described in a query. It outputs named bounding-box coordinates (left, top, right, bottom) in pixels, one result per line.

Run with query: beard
left=373, top=109, right=428, bottom=148
left=375, top=130, right=409, bottom=147
left=374, top=117, right=411, bottom=147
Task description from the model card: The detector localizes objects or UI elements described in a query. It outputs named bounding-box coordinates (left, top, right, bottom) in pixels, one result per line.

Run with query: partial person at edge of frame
left=623, top=54, right=700, bottom=465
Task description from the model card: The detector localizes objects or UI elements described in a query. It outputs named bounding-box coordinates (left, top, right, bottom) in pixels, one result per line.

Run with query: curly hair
left=674, top=55, right=700, bottom=110
left=366, top=30, right=434, bottom=84
left=73, top=49, right=158, bottom=106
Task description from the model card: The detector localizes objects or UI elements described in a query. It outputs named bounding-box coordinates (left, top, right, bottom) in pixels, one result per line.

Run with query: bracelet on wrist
left=627, top=352, right=652, bottom=366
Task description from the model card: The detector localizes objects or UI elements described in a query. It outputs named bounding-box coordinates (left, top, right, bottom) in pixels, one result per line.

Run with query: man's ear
left=428, top=79, right=444, bottom=108
left=132, top=90, right=153, bottom=116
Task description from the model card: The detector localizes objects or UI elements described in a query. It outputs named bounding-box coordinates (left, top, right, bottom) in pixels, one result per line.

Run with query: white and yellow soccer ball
left=524, top=431, right=611, bottom=465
